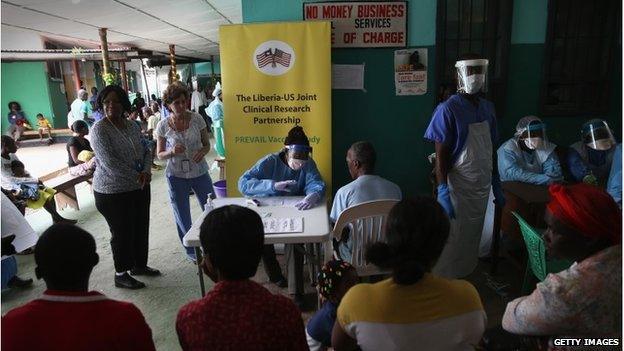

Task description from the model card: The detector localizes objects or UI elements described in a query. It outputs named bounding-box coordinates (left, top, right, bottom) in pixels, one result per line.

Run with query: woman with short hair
left=156, top=81, right=213, bottom=261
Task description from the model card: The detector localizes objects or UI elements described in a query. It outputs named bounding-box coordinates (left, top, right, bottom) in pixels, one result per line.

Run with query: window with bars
left=540, top=0, right=621, bottom=116
left=435, top=0, right=513, bottom=110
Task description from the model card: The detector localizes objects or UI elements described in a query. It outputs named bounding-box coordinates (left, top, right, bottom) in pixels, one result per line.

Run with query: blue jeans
left=166, top=173, right=214, bottom=258
left=1, top=256, right=17, bottom=290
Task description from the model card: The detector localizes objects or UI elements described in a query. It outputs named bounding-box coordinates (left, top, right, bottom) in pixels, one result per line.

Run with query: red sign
left=304, top=1, right=407, bottom=48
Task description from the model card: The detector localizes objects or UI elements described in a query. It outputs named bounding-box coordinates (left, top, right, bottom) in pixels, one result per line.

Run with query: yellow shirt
left=338, top=275, right=486, bottom=351
left=37, top=118, right=52, bottom=129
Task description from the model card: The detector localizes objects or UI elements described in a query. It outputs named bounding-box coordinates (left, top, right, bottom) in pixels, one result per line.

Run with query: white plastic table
left=183, top=197, right=332, bottom=296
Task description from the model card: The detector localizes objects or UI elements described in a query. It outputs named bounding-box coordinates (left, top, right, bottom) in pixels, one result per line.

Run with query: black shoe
left=293, top=294, right=305, bottom=310
left=130, top=266, right=161, bottom=276
left=115, top=273, right=146, bottom=289
left=270, top=276, right=288, bottom=288
left=7, top=275, right=33, bottom=288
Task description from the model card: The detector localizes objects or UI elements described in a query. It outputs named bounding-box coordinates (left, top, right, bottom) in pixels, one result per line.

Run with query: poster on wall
left=220, top=21, right=332, bottom=197
left=303, top=1, right=407, bottom=48
left=394, top=48, right=427, bottom=96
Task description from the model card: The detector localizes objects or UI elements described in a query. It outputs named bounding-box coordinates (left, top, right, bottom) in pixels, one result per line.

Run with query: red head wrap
left=547, top=183, right=621, bottom=245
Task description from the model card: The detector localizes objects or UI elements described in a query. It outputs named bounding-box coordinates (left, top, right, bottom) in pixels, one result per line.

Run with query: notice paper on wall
left=263, top=217, right=304, bottom=234
left=394, top=48, right=428, bottom=95
left=332, top=64, right=365, bottom=91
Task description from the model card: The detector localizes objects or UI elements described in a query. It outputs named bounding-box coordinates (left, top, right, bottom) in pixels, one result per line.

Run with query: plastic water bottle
left=205, top=193, right=215, bottom=213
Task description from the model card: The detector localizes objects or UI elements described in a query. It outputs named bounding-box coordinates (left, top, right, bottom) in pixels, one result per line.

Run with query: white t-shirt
left=155, top=112, right=209, bottom=179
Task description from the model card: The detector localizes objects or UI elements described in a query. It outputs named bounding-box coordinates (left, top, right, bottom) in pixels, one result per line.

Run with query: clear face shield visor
left=518, top=122, right=548, bottom=150
left=582, top=120, right=616, bottom=151
left=455, top=59, right=489, bottom=95
left=285, top=144, right=312, bottom=170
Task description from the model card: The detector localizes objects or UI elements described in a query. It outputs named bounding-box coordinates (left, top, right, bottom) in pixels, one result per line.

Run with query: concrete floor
left=1, top=138, right=524, bottom=350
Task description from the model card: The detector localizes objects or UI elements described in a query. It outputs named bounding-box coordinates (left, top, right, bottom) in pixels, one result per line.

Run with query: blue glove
left=436, top=184, right=455, bottom=219
left=274, top=180, right=297, bottom=192
left=492, top=174, right=506, bottom=207
left=295, top=192, right=320, bottom=211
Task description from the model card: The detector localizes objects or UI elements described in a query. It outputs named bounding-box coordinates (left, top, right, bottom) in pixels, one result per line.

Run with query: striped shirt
left=337, top=275, right=486, bottom=351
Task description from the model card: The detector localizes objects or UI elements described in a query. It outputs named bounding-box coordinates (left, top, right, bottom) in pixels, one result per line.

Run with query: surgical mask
left=288, top=158, right=306, bottom=170
left=464, top=74, right=485, bottom=94
left=524, top=137, right=543, bottom=150
left=588, top=139, right=613, bottom=151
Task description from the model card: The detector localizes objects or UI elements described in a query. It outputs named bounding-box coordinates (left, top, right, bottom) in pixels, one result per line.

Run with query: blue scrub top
left=424, top=94, right=498, bottom=163
left=238, top=152, right=326, bottom=198
left=607, top=144, right=622, bottom=205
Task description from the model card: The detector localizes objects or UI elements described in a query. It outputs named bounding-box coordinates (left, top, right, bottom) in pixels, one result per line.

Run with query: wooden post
left=169, top=44, right=177, bottom=83
left=71, top=59, right=81, bottom=92
left=99, top=28, right=111, bottom=84
left=210, top=55, right=215, bottom=79
left=120, top=61, right=128, bottom=92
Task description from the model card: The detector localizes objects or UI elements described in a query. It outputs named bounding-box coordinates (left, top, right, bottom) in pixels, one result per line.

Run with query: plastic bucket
left=213, top=180, right=227, bottom=198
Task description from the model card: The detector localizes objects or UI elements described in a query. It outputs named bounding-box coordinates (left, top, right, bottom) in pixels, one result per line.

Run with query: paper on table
left=332, top=64, right=365, bottom=91
left=263, top=217, right=303, bottom=234
left=256, top=197, right=302, bottom=207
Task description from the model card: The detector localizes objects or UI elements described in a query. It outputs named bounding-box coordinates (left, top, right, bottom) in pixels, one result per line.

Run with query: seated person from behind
left=238, top=126, right=325, bottom=306
left=567, top=119, right=617, bottom=186
left=36, top=113, right=53, bottom=143
left=176, top=205, right=308, bottom=350
left=502, top=183, right=621, bottom=337
left=497, top=116, right=562, bottom=185
left=1, top=223, right=156, bottom=351
left=331, top=141, right=401, bottom=262
left=307, top=260, right=358, bottom=351
left=332, top=197, right=486, bottom=351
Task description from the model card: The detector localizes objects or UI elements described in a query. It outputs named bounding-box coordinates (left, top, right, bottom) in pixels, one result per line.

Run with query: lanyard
left=106, top=118, right=139, bottom=160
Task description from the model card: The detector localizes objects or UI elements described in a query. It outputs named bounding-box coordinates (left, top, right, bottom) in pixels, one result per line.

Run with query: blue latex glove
left=436, top=184, right=455, bottom=219
left=274, top=180, right=297, bottom=192
left=295, top=192, right=320, bottom=211
left=492, top=174, right=506, bottom=207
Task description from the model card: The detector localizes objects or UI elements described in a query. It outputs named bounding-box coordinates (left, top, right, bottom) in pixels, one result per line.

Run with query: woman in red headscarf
left=502, top=183, right=621, bottom=338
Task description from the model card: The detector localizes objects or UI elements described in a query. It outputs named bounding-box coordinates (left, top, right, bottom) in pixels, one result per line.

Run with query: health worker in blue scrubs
left=424, top=54, right=505, bottom=278
left=238, top=126, right=325, bottom=308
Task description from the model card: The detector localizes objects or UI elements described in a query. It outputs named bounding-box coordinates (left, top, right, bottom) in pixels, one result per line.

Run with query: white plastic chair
left=332, top=199, right=399, bottom=277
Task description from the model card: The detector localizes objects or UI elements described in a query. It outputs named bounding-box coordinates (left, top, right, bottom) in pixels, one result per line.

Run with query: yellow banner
left=220, top=21, right=332, bottom=197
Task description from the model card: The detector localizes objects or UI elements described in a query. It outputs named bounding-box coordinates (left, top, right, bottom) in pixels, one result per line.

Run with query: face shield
left=515, top=116, right=548, bottom=150
left=455, top=59, right=489, bottom=95
left=285, top=144, right=312, bottom=170
left=582, top=119, right=615, bottom=151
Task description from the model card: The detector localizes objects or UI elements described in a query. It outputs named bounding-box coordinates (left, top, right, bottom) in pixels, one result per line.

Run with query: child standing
left=306, top=260, right=358, bottom=351
left=36, top=113, right=53, bottom=143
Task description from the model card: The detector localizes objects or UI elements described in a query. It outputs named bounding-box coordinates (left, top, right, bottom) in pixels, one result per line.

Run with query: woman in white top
left=156, top=82, right=213, bottom=261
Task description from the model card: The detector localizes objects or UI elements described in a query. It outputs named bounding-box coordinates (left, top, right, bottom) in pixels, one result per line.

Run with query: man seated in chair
left=330, top=141, right=402, bottom=262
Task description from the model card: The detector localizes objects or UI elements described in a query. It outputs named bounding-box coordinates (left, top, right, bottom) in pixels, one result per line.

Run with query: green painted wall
left=500, top=44, right=622, bottom=146
left=47, top=79, right=69, bottom=128
left=194, top=62, right=221, bottom=75
left=241, top=0, right=622, bottom=195
left=1, top=62, right=64, bottom=133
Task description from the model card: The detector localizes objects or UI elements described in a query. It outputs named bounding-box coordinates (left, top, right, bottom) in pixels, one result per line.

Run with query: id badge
left=181, top=159, right=191, bottom=173
left=134, top=159, right=144, bottom=172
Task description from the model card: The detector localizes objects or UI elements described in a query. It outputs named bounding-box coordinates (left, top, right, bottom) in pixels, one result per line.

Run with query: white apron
left=433, top=121, right=492, bottom=278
